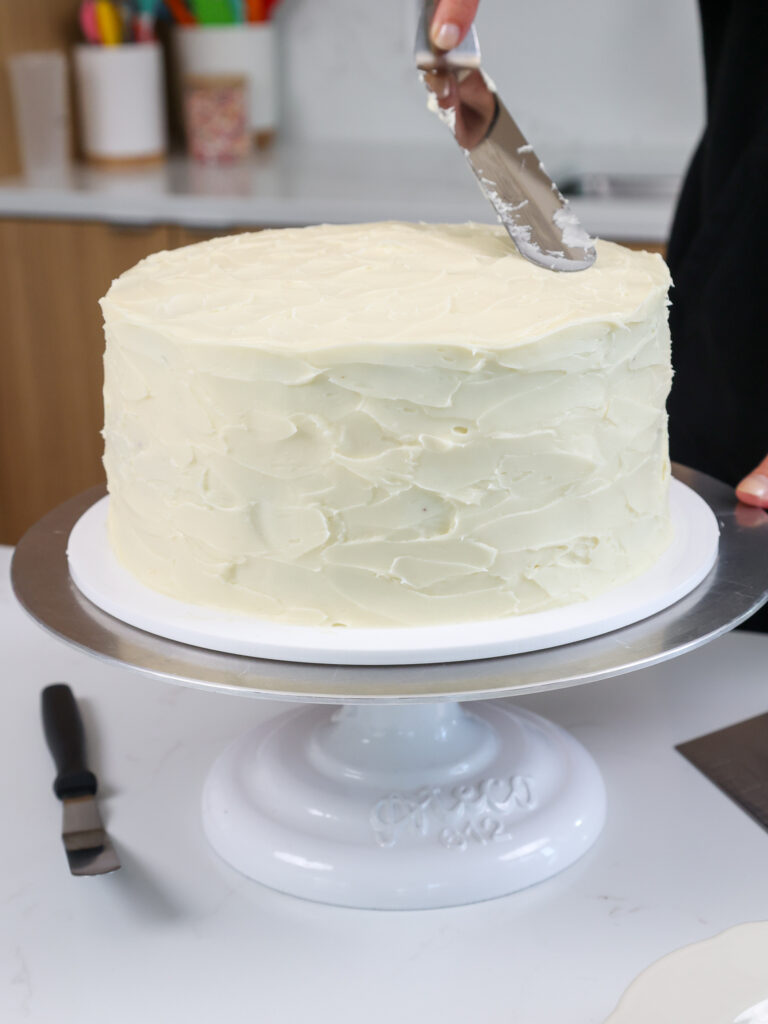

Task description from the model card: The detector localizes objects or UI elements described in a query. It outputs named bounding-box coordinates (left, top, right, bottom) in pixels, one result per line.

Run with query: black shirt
left=666, top=0, right=768, bottom=630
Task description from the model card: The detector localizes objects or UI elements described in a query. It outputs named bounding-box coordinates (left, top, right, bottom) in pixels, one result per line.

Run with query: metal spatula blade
left=415, top=2, right=596, bottom=272
left=61, top=794, right=121, bottom=876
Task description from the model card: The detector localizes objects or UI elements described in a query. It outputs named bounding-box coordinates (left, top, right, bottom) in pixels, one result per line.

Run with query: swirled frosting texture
left=101, top=222, right=673, bottom=627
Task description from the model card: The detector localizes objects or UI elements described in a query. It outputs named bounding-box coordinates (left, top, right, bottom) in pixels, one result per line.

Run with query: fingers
left=736, top=455, right=768, bottom=508
left=430, top=0, right=479, bottom=51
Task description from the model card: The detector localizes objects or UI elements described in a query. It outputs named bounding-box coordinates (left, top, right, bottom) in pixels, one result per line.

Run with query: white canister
left=173, top=25, right=276, bottom=146
left=73, top=43, right=167, bottom=164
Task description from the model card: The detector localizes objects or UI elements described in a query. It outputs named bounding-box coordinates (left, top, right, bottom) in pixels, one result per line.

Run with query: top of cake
left=101, top=221, right=670, bottom=351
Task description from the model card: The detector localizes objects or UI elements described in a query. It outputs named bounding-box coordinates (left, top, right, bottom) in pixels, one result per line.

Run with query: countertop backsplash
left=276, top=0, right=705, bottom=177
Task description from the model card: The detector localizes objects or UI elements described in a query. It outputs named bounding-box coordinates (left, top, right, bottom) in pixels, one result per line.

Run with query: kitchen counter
left=2, top=544, right=768, bottom=1023
left=0, top=142, right=677, bottom=240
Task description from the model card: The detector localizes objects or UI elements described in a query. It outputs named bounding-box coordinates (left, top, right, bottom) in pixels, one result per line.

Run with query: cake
left=100, top=221, right=673, bottom=628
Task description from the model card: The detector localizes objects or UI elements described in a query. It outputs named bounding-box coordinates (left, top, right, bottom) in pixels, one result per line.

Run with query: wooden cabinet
left=169, top=226, right=256, bottom=248
left=622, top=241, right=666, bottom=255
left=0, top=219, right=171, bottom=542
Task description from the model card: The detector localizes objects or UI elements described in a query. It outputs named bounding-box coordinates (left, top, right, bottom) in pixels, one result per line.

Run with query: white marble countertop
left=0, top=143, right=677, bottom=241
left=4, top=543, right=766, bottom=1024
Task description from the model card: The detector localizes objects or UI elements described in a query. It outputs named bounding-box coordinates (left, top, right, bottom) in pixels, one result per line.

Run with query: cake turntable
left=11, top=465, right=768, bottom=909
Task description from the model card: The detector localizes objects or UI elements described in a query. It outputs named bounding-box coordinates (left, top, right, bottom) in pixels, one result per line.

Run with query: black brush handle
left=41, top=684, right=97, bottom=800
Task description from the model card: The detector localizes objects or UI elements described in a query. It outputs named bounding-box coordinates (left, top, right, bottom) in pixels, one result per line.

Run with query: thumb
left=430, top=0, right=479, bottom=51
left=736, top=455, right=768, bottom=508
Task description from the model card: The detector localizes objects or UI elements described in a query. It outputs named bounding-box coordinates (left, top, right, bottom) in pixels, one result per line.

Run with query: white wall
left=275, top=0, right=705, bottom=176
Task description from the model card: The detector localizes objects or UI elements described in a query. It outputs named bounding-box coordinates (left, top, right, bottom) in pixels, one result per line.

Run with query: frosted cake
left=100, top=222, right=673, bottom=627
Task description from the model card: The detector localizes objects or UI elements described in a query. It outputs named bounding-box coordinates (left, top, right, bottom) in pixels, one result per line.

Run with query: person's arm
left=430, top=0, right=480, bottom=50
left=737, top=458, right=768, bottom=507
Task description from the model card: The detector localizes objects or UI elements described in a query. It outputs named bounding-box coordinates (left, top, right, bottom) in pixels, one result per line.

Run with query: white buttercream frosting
left=101, top=221, right=673, bottom=627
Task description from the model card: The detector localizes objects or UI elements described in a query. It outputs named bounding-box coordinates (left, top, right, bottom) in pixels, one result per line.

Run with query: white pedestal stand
left=12, top=467, right=768, bottom=909
left=202, top=701, right=605, bottom=909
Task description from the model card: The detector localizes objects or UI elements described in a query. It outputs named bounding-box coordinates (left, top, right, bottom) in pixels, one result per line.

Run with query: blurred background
left=0, top=0, right=704, bottom=545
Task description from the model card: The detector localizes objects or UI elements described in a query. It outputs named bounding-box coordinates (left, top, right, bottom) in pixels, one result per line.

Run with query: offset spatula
left=415, top=0, right=596, bottom=272
left=41, top=684, right=120, bottom=876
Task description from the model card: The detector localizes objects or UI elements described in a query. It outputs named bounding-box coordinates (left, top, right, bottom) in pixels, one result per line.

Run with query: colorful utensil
left=95, top=1, right=123, bottom=44
left=133, top=0, right=157, bottom=41
left=190, top=0, right=235, bottom=23
left=118, top=2, right=135, bottom=41
left=164, top=0, right=197, bottom=25
left=79, top=0, right=101, bottom=43
left=245, top=0, right=265, bottom=20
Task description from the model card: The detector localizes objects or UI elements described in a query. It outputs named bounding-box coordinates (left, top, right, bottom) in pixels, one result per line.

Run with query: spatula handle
left=41, top=684, right=98, bottom=800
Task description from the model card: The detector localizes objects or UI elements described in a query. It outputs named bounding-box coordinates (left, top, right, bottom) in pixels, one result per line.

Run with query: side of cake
left=100, top=222, right=673, bottom=628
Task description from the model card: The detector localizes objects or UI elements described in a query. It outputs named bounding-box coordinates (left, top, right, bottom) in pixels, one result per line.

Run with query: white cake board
left=67, top=479, right=719, bottom=667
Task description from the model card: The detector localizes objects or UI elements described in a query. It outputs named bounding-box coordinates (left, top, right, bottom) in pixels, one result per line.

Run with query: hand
left=736, top=457, right=768, bottom=508
left=430, top=0, right=480, bottom=51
